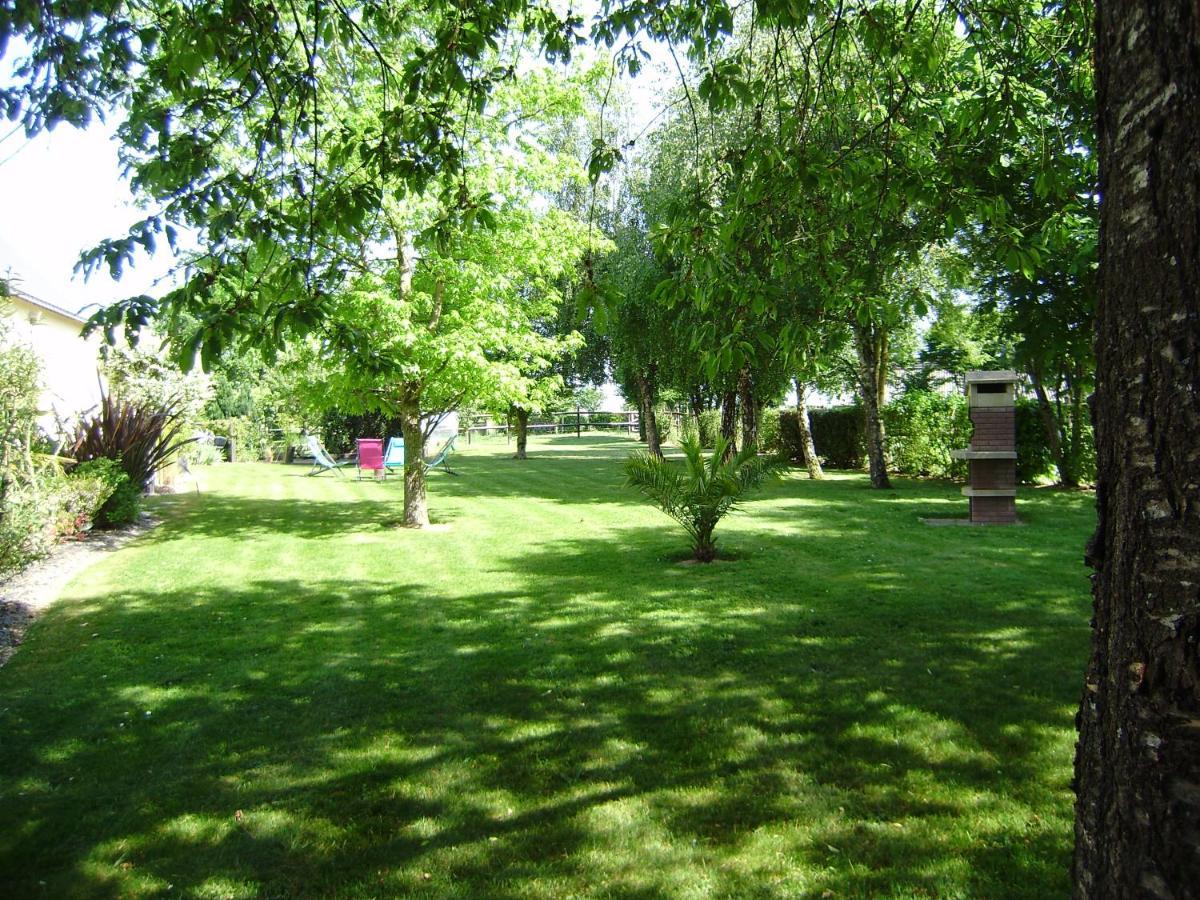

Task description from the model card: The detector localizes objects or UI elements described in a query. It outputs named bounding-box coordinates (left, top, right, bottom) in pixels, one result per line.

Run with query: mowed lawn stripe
left=0, top=436, right=1093, bottom=897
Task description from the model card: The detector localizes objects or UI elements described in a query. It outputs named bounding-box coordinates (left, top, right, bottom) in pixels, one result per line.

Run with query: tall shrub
left=1015, top=398, right=1059, bottom=483
left=883, top=390, right=971, bottom=478
left=0, top=321, right=49, bottom=575
left=696, top=409, right=721, bottom=449
left=758, top=408, right=782, bottom=455
left=654, top=405, right=675, bottom=443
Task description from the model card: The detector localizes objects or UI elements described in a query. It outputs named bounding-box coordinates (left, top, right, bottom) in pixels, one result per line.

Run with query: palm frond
left=623, top=435, right=782, bottom=561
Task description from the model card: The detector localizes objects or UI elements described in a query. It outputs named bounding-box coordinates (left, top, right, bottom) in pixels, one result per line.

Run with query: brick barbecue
left=950, top=371, right=1019, bottom=524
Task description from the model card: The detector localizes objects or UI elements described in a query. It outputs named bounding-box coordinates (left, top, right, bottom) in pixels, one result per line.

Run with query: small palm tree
left=624, top=434, right=780, bottom=562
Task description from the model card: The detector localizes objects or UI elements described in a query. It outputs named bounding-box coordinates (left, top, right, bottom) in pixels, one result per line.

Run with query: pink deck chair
left=356, top=438, right=385, bottom=480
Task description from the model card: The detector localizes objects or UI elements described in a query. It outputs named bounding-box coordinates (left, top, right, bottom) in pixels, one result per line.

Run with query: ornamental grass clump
left=624, top=434, right=781, bottom=562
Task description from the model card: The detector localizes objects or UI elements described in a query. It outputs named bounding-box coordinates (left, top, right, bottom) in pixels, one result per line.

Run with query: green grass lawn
left=0, top=434, right=1095, bottom=898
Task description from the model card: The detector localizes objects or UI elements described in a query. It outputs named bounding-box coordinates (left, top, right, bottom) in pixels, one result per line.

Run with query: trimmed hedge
left=778, top=392, right=1070, bottom=483
left=780, top=406, right=865, bottom=469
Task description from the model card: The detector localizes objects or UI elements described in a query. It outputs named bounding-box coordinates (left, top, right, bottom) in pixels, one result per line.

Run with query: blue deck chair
left=305, top=434, right=351, bottom=476
left=383, top=437, right=405, bottom=474
left=425, top=435, right=458, bottom=476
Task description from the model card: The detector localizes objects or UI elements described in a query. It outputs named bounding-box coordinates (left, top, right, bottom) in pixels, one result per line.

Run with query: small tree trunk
left=794, top=378, right=824, bottom=479
left=636, top=373, right=663, bottom=458
left=513, top=406, right=530, bottom=460
left=399, top=395, right=429, bottom=528
left=738, top=368, right=758, bottom=452
left=854, top=321, right=891, bottom=488
left=1029, top=366, right=1075, bottom=486
left=1064, top=371, right=1087, bottom=486
left=636, top=393, right=647, bottom=442
left=719, top=390, right=738, bottom=460
left=693, top=535, right=717, bottom=563
left=643, top=403, right=663, bottom=458
left=0, top=471, right=9, bottom=537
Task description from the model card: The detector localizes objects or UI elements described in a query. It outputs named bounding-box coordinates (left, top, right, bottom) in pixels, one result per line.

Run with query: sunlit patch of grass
left=0, top=436, right=1094, bottom=896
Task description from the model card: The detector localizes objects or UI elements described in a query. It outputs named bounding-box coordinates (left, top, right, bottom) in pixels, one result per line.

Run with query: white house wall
left=5, top=295, right=105, bottom=436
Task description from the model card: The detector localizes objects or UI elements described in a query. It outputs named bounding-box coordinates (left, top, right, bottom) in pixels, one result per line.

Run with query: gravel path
left=0, top=516, right=158, bottom=668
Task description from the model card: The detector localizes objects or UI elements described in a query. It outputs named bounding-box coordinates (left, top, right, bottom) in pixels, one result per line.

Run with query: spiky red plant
left=69, top=392, right=197, bottom=489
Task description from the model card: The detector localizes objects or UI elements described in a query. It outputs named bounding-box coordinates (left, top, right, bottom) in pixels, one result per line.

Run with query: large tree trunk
left=512, top=405, right=530, bottom=460
left=853, top=321, right=891, bottom=488
left=399, top=394, right=429, bottom=528
left=1073, top=3, right=1200, bottom=894
left=794, top=379, right=824, bottom=480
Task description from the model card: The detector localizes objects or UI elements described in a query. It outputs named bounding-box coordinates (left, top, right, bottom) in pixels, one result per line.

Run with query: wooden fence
left=461, top=411, right=639, bottom=443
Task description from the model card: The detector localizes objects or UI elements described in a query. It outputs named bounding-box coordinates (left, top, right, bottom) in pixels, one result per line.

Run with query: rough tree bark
left=1028, top=362, right=1087, bottom=487
left=394, top=269, right=441, bottom=529
left=636, top=372, right=663, bottom=458
left=719, top=389, right=738, bottom=459
left=399, top=392, right=429, bottom=528
left=1073, top=1, right=1200, bottom=894
left=853, top=320, right=891, bottom=488
left=738, top=367, right=758, bottom=452
left=512, top=405, right=530, bottom=460
left=794, top=378, right=824, bottom=479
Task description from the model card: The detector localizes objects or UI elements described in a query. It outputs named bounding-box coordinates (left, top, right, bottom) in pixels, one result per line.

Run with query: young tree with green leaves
left=104, top=27, right=598, bottom=524
left=290, top=194, right=593, bottom=523
left=604, top=207, right=675, bottom=459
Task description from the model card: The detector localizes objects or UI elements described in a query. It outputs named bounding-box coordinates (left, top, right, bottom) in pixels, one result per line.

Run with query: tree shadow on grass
left=139, top=491, right=430, bottom=542
left=438, top=437, right=647, bottom=508
left=484, top=517, right=1091, bottom=896
left=165, top=448, right=645, bottom=540
left=2, top=527, right=1090, bottom=897
left=0, top=460, right=1093, bottom=897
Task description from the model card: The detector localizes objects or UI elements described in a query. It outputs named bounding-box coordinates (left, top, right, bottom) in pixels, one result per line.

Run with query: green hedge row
left=778, top=392, right=1071, bottom=483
